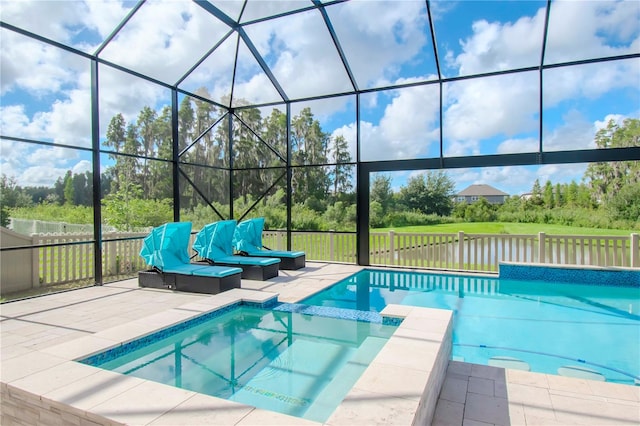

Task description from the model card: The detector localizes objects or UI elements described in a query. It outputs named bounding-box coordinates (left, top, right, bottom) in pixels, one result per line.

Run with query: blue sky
left=1, top=0, right=638, bottom=197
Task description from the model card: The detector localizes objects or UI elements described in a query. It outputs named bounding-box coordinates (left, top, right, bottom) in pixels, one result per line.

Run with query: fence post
left=631, top=233, right=639, bottom=268
left=538, top=232, right=546, bottom=263
left=31, top=235, right=40, bottom=288
left=329, top=231, right=335, bottom=261
left=105, top=233, right=117, bottom=276
left=389, top=231, right=395, bottom=265
left=458, top=231, right=464, bottom=270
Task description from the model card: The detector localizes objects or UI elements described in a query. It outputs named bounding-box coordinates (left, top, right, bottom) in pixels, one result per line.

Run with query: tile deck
left=2, top=262, right=639, bottom=425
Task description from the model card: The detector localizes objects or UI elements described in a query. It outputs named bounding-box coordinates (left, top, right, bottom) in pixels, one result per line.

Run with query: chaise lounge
left=138, top=222, right=243, bottom=294
left=233, top=217, right=306, bottom=270
left=192, top=220, right=280, bottom=280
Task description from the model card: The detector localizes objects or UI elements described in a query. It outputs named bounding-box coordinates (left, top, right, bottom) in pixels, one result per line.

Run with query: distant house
left=454, top=184, right=509, bottom=205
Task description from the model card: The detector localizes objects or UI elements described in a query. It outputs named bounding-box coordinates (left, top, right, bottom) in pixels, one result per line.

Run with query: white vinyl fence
left=9, top=218, right=117, bottom=235
left=367, top=231, right=639, bottom=272
left=1, top=229, right=638, bottom=296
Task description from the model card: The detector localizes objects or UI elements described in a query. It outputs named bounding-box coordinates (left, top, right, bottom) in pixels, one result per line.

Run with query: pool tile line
left=272, top=302, right=402, bottom=324
left=499, top=262, right=640, bottom=287
left=80, top=295, right=280, bottom=367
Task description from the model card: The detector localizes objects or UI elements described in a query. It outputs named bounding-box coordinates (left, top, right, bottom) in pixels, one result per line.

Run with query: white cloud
left=536, top=163, right=587, bottom=187
left=331, top=123, right=358, bottom=163
left=0, top=30, right=81, bottom=96
left=444, top=73, right=539, bottom=146
left=0, top=1, right=86, bottom=46
left=447, top=163, right=588, bottom=197
left=243, top=11, right=353, bottom=100
left=99, top=1, right=231, bottom=85
left=595, top=114, right=628, bottom=130
left=545, top=0, right=640, bottom=64
left=442, top=72, right=539, bottom=157
left=83, top=0, right=134, bottom=41
left=1, top=141, right=90, bottom=187
left=543, top=110, right=597, bottom=151
left=1, top=148, right=78, bottom=187
left=325, top=1, right=430, bottom=88
left=0, top=139, right=31, bottom=184
left=444, top=139, right=480, bottom=157
left=497, top=137, right=538, bottom=154
left=17, top=165, right=71, bottom=187
left=455, top=10, right=546, bottom=75
left=333, top=83, right=440, bottom=161
left=544, top=59, right=639, bottom=107
left=97, top=65, right=169, bottom=127
left=441, top=2, right=639, bottom=157
left=72, top=160, right=92, bottom=175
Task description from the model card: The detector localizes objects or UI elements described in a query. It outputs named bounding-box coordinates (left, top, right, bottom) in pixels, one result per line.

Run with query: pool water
left=301, top=269, right=640, bottom=385
left=83, top=305, right=397, bottom=422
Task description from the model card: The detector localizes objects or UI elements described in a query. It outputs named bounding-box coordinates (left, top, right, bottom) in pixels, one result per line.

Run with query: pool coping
left=3, top=288, right=453, bottom=425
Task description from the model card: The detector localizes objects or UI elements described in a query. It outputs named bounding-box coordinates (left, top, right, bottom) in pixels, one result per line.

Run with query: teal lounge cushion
left=191, top=265, right=243, bottom=278
left=164, top=263, right=242, bottom=278
left=216, top=256, right=280, bottom=266
left=246, top=249, right=305, bottom=258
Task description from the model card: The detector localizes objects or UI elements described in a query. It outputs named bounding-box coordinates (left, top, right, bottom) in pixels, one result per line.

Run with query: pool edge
left=2, top=290, right=454, bottom=426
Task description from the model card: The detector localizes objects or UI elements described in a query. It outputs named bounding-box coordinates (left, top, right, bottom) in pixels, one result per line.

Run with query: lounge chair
left=233, top=217, right=306, bottom=270
left=138, top=222, right=242, bottom=294
left=192, top=220, right=280, bottom=280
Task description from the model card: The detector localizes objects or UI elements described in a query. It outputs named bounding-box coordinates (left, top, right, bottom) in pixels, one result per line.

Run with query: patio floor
left=2, top=262, right=638, bottom=425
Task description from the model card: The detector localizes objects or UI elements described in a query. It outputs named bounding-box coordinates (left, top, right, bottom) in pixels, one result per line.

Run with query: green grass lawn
left=372, top=222, right=636, bottom=236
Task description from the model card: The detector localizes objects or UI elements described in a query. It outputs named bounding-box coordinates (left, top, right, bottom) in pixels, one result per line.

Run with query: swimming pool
left=301, top=269, right=640, bottom=385
left=80, top=303, right=398, bottom=423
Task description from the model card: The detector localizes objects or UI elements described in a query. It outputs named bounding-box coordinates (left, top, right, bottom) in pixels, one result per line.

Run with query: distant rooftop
left=457, top=184, right=509, bottom=197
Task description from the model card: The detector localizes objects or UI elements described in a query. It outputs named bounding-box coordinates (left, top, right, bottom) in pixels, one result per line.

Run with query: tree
left=0, top=174, right=32, bottom=209
left=584, top=118, right=640, bottom=203
left=554, top=183, right=563, bottom=207
left=607, top=184, right=640, bottom=224
left=369, top=200, right=385, bottom=228
left=464, top=198, right=496, bottom=222
left=71, top=172, right=92, bottom=206
left=63, top=171, right=74, bottom=205
left=398, top=171, right=455, bottom=216
left=291, top=108, right=331, bottom=203
left=149, top=106, right=173, bottom=200
left=543, top=180, right=554, bottom=209
left=233, top=105, right=267, bottom=204
left=371, top=174, right=393, bottom=215
left=529, top=179, right=543, bottom=207
left=136, top=106, right=158, bottom=195
left=452, top=200, right=468, bottom=219
left=329, top=135, right=353, bottom=198
left=566, top=180, right=579, bottom=206
left=104, top=113, right=127, bottom=191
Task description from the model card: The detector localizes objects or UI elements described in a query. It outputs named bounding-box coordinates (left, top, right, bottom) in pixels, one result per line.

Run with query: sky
left=0, top=0, right=639, bottom=197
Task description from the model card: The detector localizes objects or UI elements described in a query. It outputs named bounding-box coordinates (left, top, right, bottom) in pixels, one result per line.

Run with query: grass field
left=372, top=222, right=636, bottom=236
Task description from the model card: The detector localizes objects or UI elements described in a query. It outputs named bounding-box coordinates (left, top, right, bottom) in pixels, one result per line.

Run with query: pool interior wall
left=300, top=266, right=640, bottom=385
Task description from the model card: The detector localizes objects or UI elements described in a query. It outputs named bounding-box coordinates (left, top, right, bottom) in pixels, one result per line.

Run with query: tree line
left=102, top=90, right=353, bottom=212
left=2, top=114, right=638, bottom=231
left=1, top=90, right=354, bottom=230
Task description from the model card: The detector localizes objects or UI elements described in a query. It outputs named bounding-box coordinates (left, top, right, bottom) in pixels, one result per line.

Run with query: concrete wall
left=0, top=228, right=37, bottom=296
left=1, top=382, right=122, bottom=426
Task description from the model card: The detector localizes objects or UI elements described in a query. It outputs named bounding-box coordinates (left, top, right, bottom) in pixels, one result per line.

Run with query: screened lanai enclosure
left=1, top=0, right=639, bottom=293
